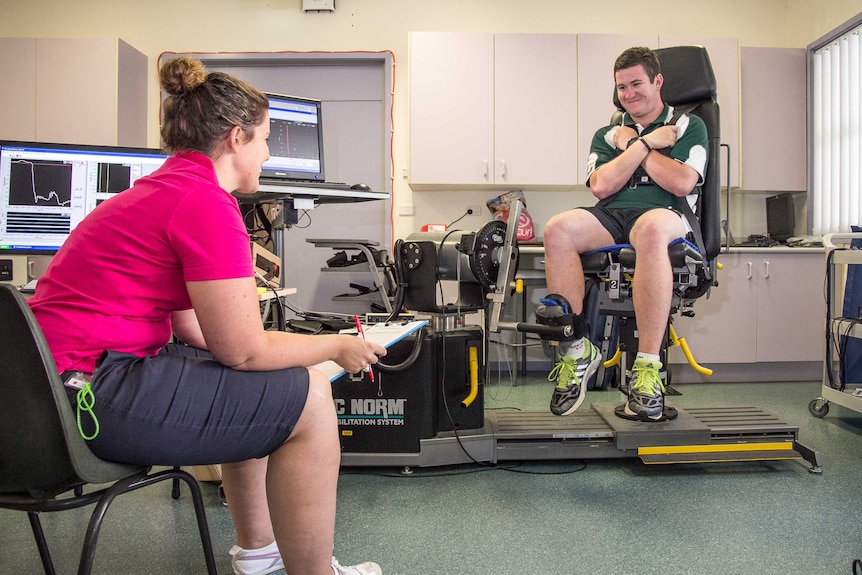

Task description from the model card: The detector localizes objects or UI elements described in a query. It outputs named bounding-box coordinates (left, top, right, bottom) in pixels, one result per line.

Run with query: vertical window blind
left=811, top=18, right=862, bottom=235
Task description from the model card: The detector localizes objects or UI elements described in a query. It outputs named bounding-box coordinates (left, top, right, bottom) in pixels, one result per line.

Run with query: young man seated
left=537, top=46, right=708, bottom=421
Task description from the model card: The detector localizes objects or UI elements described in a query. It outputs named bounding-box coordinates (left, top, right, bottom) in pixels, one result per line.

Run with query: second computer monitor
left=261, top=92, right=325, bottom=183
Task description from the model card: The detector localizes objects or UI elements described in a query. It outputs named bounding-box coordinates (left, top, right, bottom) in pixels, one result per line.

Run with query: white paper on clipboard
left=310, top=320, right=429, bottom=382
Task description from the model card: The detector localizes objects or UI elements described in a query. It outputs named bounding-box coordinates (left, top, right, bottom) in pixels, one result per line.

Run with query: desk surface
left=237, top=183, right=389, bottom=204
left=258, top=287, right=297, bottom=301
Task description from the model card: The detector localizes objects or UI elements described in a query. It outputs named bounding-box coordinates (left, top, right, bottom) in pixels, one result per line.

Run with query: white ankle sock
left=636, top=352, right=661, bottom=364
left=564, top=337, right=585, bottom=357
left=237, top=540, right=279, bottom=554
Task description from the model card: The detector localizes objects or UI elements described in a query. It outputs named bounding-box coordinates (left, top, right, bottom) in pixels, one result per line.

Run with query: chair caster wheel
left=808, top=398, right=829, bottom=418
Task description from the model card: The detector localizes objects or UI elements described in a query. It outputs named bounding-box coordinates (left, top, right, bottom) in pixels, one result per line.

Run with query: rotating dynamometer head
left=398, top=201, right=522, bottom=316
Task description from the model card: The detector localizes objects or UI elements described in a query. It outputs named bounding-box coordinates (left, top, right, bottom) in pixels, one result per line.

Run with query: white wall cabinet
left=409, top=32, right=493, bottom=188
left=0, top=37, right=147, bottom=146
left=669, top=251, right=825, bottom=366
left=494, top=34, right=579, bottom=188
left=0, top=39, right=37, bottom=142
left=740, top=47, right=807, bottom=191
left=409, top=32, right=578, bottom=189
left=411, top=32, right=742, bottom=191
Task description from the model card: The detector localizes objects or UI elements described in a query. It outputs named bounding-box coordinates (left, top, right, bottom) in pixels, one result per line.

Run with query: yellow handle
left=515, top=278, right=524, bottom=294
left=604, top=347, right=621, bottom=368
left=462, top=346, right=479, bottom=407
left=668, top=324, right=713, bottom=376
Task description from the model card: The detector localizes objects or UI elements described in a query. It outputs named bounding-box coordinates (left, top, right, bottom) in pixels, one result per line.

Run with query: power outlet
left=0, top=259, right=12, bottom=281
left=466, top=204, right=483, bottom=216
left=0, top=255, right=28, bottom=286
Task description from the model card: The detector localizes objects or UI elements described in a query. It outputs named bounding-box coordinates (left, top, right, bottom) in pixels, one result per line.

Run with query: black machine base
left=339, top=403, right=822, bottom=473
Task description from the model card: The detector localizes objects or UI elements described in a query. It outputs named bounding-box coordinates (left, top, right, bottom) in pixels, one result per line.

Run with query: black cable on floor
left=340, top=460, right=587, bottom=478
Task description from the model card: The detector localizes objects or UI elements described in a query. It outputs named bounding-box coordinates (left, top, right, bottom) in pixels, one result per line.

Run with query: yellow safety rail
left=669, top=324, right=712, bottom=376
left=596, top=327, right=712, bottom=376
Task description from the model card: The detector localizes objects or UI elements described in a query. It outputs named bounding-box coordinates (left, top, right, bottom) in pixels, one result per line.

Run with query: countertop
left=517, top=244, right=825, bottom=256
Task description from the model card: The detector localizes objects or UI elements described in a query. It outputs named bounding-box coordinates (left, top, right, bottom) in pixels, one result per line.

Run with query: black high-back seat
left=582, top=45, right=721, bottom=383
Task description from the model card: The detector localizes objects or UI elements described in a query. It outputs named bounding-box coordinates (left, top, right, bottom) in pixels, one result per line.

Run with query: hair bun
left=160, top=57, right=207, bottom=96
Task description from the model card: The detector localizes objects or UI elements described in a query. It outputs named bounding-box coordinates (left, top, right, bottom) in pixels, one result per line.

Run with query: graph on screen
left=9, top=159, right=73, bottom=207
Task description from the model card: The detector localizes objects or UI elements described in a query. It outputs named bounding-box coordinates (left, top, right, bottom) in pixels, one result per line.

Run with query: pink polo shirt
left=28, top=151, right=254, bottom=373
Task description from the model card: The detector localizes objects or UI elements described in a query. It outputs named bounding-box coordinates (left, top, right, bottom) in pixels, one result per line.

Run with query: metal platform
left=340, top=403, right=822, bottom=472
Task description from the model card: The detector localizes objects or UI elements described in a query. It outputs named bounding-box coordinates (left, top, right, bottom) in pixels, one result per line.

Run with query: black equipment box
left=331, top=327, right=484, bottom=454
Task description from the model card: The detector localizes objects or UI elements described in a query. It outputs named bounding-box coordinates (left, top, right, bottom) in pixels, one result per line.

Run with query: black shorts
left=65, top=344, right=309, bottom=466
left=580, top=206, right=683, bottom=245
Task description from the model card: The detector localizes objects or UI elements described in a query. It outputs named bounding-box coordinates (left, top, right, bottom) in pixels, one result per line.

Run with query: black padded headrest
left=612, top=45, right=717, bottom=110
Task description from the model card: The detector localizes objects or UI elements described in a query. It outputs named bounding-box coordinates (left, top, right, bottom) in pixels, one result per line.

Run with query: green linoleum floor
left=2, top=379, right=860, bottom=574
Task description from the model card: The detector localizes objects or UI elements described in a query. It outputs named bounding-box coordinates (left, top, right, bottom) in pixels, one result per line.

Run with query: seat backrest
left=0, top=285, right=140, bottom=497
left=612, top=45, right=722, bottom=262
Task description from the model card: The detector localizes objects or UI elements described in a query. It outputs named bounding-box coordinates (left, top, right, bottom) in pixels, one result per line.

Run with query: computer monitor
left=766, top=193, right=795, bottom=243
left=260, top=92, right=325, bottom=183
left=0, top=141, right=167, bottom=255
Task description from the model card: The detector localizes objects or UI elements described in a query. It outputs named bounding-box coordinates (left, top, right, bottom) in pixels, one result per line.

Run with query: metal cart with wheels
left=810, top=233, right=862, bottom=418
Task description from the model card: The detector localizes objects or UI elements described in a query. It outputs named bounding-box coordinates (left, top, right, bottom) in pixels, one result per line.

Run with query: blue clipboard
left=310, top=320, right=429, bottom=382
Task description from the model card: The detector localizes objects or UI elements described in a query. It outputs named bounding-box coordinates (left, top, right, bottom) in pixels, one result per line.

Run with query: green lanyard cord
left=76, top=383, right=99, bottom=440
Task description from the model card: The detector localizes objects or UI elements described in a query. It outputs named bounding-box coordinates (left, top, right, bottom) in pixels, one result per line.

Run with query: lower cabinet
left=668, top=250, right=825, bottom=366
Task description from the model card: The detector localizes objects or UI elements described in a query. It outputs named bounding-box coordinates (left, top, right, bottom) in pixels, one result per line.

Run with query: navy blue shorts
left=579, top=206, right=687, bottom=244
left=66, top=344, right=309, bottom=466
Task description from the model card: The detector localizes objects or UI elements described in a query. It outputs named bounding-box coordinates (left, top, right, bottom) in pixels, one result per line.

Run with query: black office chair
left=0, top=284, right=218, bottom=575
left=581, top=45, right=722, bottom=391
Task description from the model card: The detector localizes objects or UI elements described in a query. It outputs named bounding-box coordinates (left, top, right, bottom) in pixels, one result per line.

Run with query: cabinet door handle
left=500, top=158, right=507, bottom=179
left=763, top=259, right=770, bottom=279
left=483, top=160, right=489, bottom=180
left=747, top=261, right=752, bottom=279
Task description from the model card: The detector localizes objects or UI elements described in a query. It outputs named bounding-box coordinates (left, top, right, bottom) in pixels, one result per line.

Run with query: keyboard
left=733, top=240, right=780, bottom=248
left=732, top=234, right=779, bottom=248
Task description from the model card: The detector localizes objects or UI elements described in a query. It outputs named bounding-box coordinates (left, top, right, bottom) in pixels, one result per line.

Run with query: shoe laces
left=548, top=355, right=578, bottom=389
left=631, top=364, right=664, bottom=395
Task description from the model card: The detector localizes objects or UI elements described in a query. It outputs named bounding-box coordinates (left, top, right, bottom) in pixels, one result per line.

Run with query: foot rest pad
left=591, top=402, right=710, bottom=450
left=614, top=404, right=678, bottom=422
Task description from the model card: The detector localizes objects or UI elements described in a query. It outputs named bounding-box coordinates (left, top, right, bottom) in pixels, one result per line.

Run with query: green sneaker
left=548, top=339, right=601, bottom=416
left=623, top=358, right=666, bottom=420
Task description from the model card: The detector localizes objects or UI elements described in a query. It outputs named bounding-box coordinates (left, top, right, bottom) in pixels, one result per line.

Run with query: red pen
left=353, top=314, right=375, bottom=382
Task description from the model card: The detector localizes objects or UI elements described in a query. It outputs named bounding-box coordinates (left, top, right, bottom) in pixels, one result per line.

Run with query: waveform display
left=9, top=159, right=73, bottom=207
